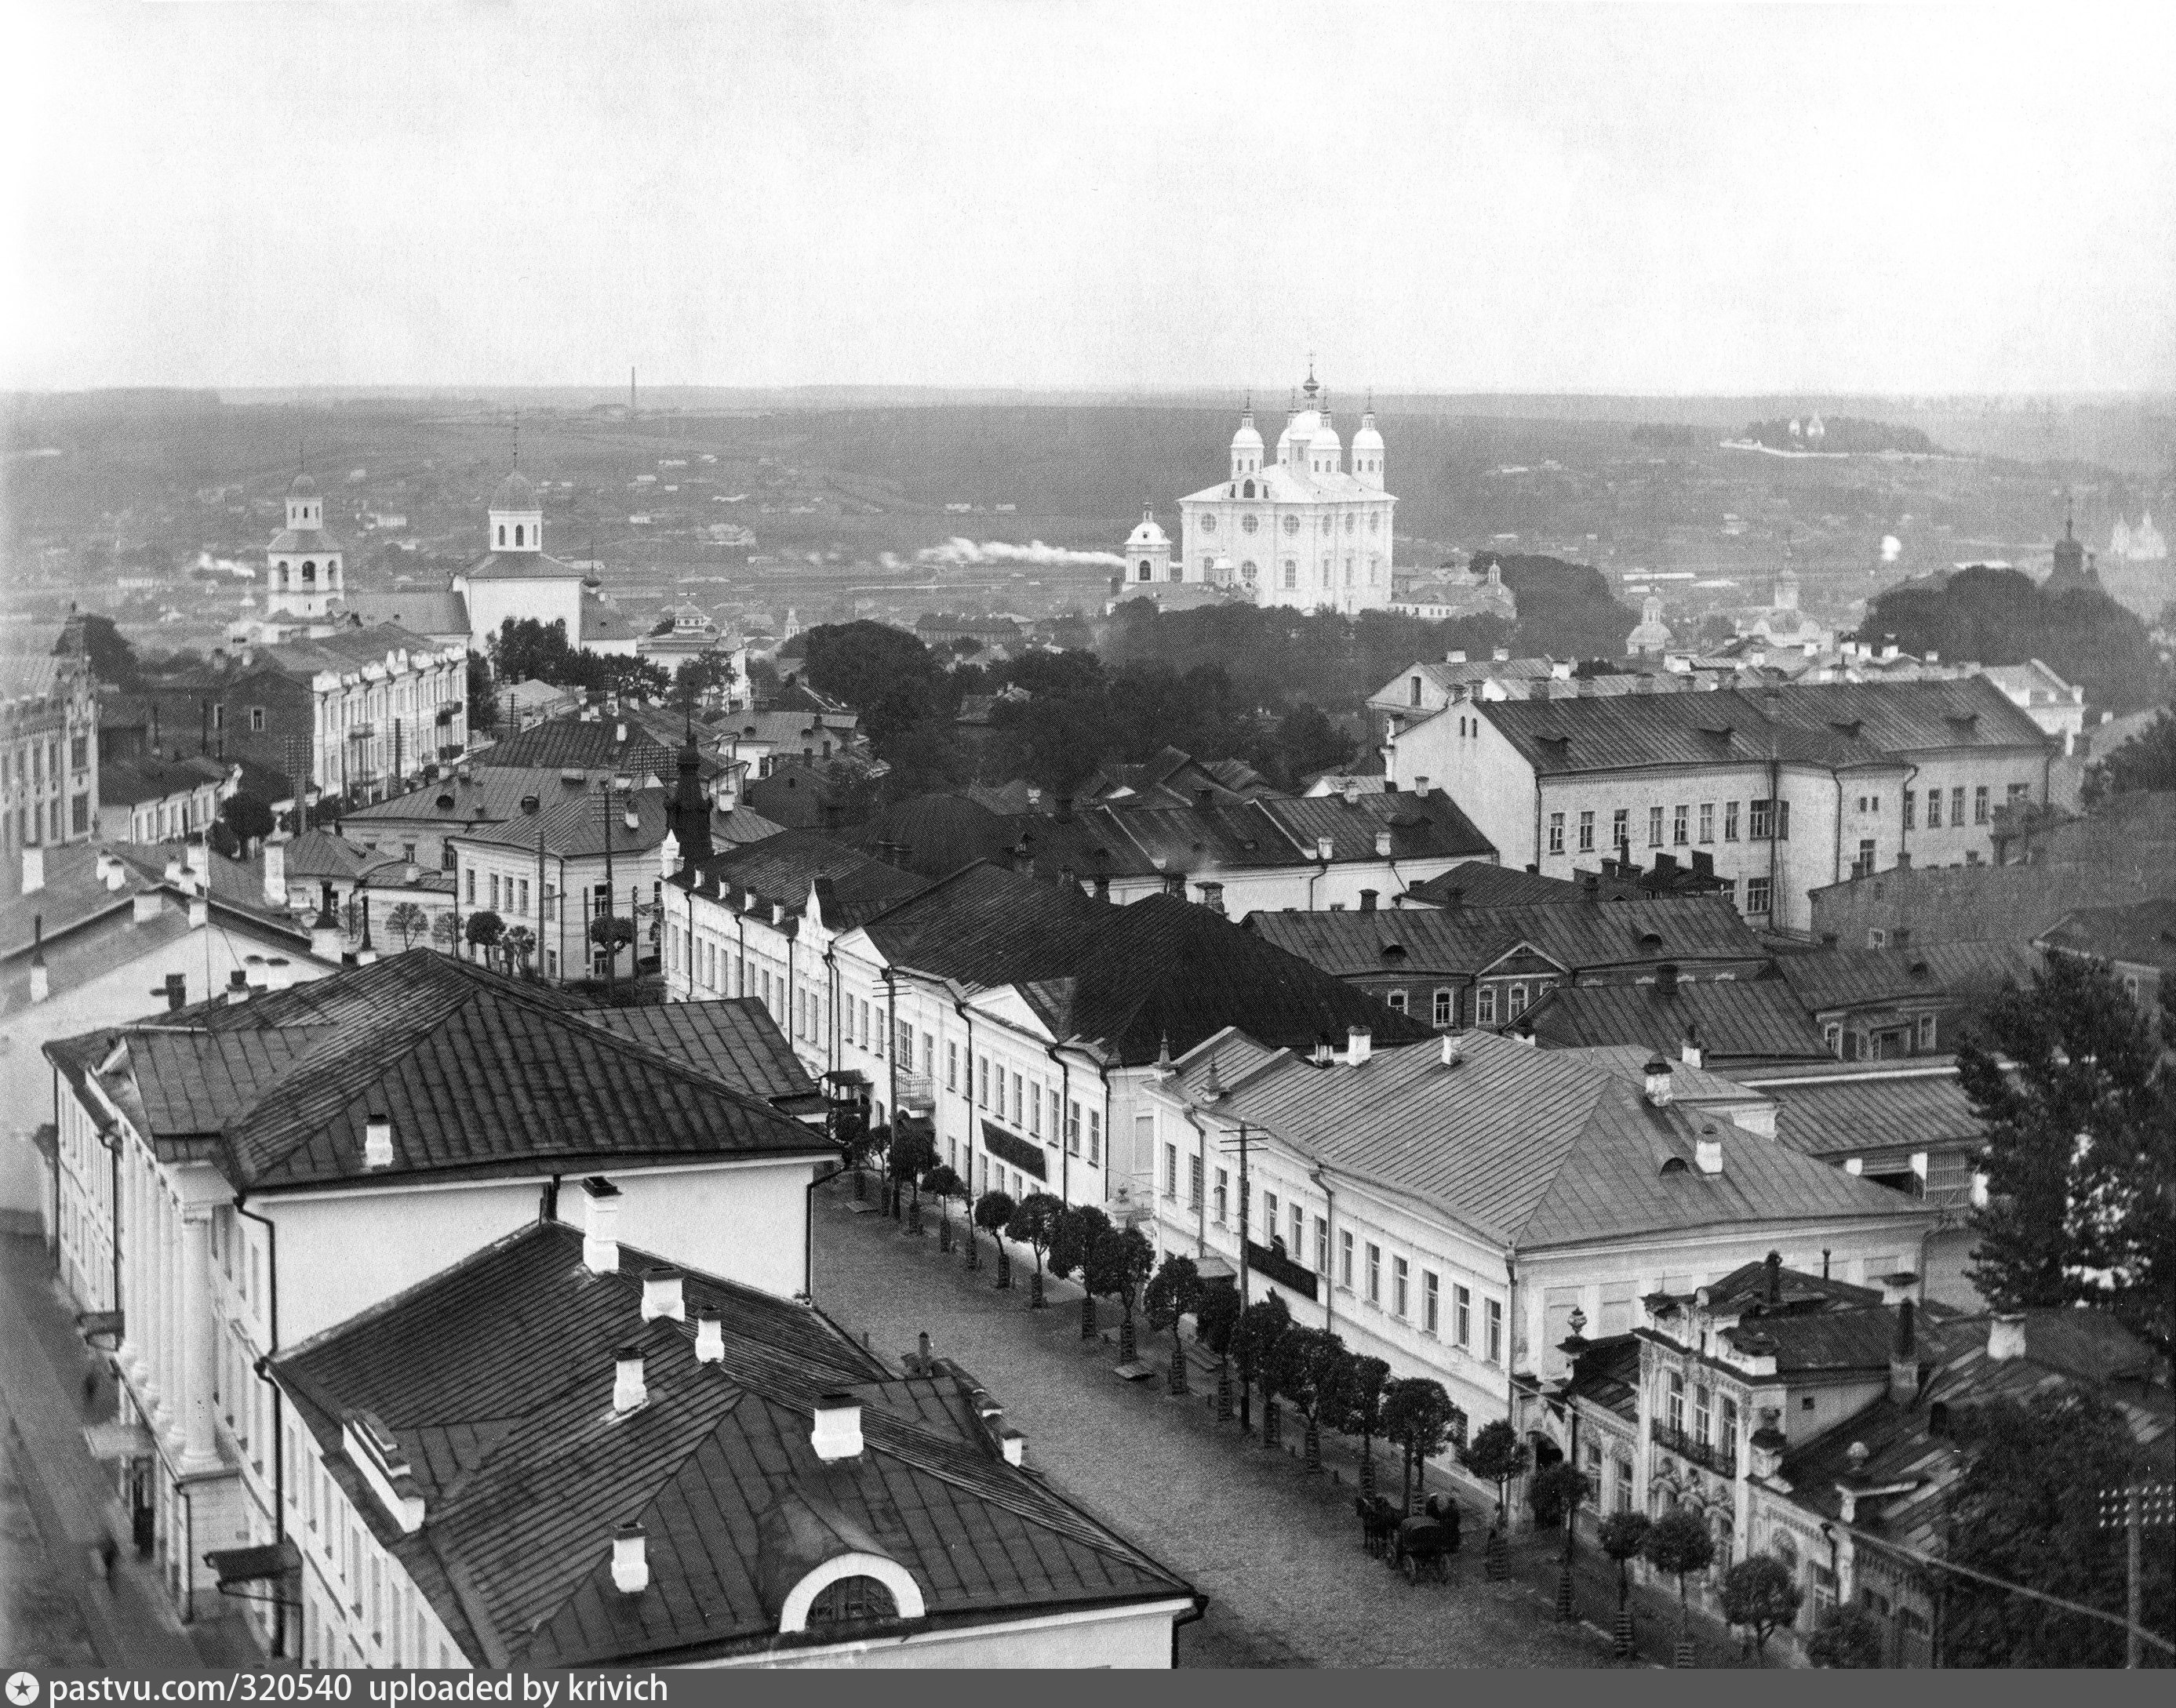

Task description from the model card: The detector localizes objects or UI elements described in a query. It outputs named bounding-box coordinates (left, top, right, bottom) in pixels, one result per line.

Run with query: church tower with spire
left=262, top=467, right=345, bottom=631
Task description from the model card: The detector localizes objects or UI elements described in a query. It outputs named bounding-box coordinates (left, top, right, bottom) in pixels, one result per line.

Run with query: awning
left=76, top=1309, right=126, bottom=1348
left=83, top=1419, right=157, bottom=1463
left=979, top=1121, right=1047, bottom=1182
left=204, top=1539, right=300, bottom=1588
left=1194, top=1254, right=1237, bottom=1285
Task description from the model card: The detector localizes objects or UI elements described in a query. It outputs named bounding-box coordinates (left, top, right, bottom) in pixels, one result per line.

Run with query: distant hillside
left=1739, top=416, right=1938, bottom=455
left=1471, top=551, right=1639, bottom=660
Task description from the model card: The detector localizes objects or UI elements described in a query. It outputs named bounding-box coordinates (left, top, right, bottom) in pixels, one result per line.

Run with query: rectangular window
left=1392, top=1256, right=1409, bottom=1317
left=1028, top=1085, right=1042, bottom=1136
left=1778, top=798, right=1792, bottom=841
left=516, top=878, right=529, bottom=914
left=1477, top=986, right=1497, bottom=1024
left=1264, top=1189, right=1279, bottom=1236
left=897, top=1019, right=912, bottom=1062
left=1750, top=798, right=1774, bottom=839
left=1666, top=1371, right=1686, bottom=1434
left=1973, top=785, right=1989, bottom=825
left=1902, top=790, right=1916, bottom=830
left=1432, top=988, right=1454, bottom=1027
left=1366, top=1242, right=1381, bottom=1303
left=1698, top=802, right=1715, bottom=844
left=1950, top=785, right=1965, bottom=826
left=1926, top=787, right=1942, bottom=828
left=1385, top=988, right=1407, bottom=1013
left=489, top=873, right=500, bottom=910
left=1611, top=807, right=1629, bottom=852
left=1649, top=805, right=1665, bottom=848
left=1423, top=1270, right=1440, bottom=1333
left=1825, top=1021, right=1843, bottom=1057
left=1485, top=1298, right=1503, bottom=1363
left=1188, top=1154, right=1203, bottom=1211
left=1314, top=1215, right=1329, bottom=1274
left=1547, top=812, right=1565, bottom=855
left=1340, top=1230, right=1355, bottom=1288
left=1010, top=1070, right=1023, bottom=1122
left=977, top=1056, right=988, bottom=1109
left=1508, top=981, right=1530, bottom=1017
left=1724, top=800, right=1740, bottom=841
left=1290, top=1202, right=1304, bottom=1254
left=1066, top=1099, right=1081, bottom=1154
left=1746, top=875, right=1772, bottom=915
left=1163, top=1142, right=1178, bottom=1197
left=1672, top=805, right=1690, bottom=845
left=1916, top=1012, right=1936, bottom=1051
left=947, top=1041, right=959, bottom=1091
left=1853, top=838, right=1876, bottom=878
left=1455, top=1284, right=1472, bottom=1346
left=2007, top=781, right=2030, bottom=809
left=1577, top=810, right=1594, bottom=852
left=1214, top=1168, right=1228, bottom=1223
left=1087, top=1109, right=1101, bottom=1165
left=920, top=1030, right=933, bottom=1074
left=1694, top=1383, right=1712, bottom=1444
left=1721, top=1395, right=1739, bottom=1452
left=249, top=706, right=266, bottom=732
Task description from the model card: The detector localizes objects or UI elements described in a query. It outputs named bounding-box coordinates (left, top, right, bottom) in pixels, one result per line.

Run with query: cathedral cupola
left=284, top=471, right=322, bottom=532
left=1123, top=507, right=1173, bottom=584
left=1307, top=388, right=1342, bottom=478
left=1229, top=396, right=1264, bottom=482
left=488, top=465, right=543, bottom=554
left=1352, top=396, right=1385, bottom=491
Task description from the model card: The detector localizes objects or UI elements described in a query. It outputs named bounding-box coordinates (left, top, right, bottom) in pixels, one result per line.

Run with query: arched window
left=497, top=525, right=505, bottom=546
left=804, top=1575, right=899, bottom=1626
left=1137, top=561, right=1152, bottom=581
left=1283, top=561, right=1297, bottom=589
left=1240, top=561, right=1257, bottom=585
left=302, top=561, right=316, bottom=583
left=1242, top=480, right=1254, bottom=498
left=515, top=524, right=525, bottom=547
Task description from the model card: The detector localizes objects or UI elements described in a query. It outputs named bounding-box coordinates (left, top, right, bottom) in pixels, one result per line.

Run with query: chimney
left=1359, top=888, right=1377, bottom=912
left=363, top=1113, right=394, bottom=1169
left=1440, top=1034, right=1463, bottom=1068
left=612, top=1345, right=648, bottom=1413
left=1493, top=646, right=1510, bottom=663
left=1764, top=1249, right=1783, bottom=1305
left=98, top=852, right=125, bottom=892
left=1643, top=1056, right=1674, bottom=1107
left=1412, top=776, right=1431, bottom=798
left=20, top=845, right=45, bottom=895
left=133, top=888, right=165, bottom=925
left=149, top=971, right=186, bottom=1012
left=640, top=1266, right=686, bottom=1321
left=582, top=1176, right=622, bottom=1274
left=811, top=1393, right=864, bottom=1461
left=1679, top=1023, right=1702, bottom=1068
left=1443, top=886, right=1464, bottom=909
left=1655, top=961, right=1679, bottom=995
left=1315, top=835, right=1334, bottom=862
left=1889, top=1298, right=1919, bottom=1404
left=1195, top=787, right=1214, bottom=809
left=1310, top=1035, right=1335, bottom=1067
left=610, top=1521, right=649, bottom=1594
left=1342, top=778, right=1361, bottom=807
left=1346, top=1026, right=1372, bottom=1067
left=1447, top=649, right=1467, bottom=664
left=1374, top=829, right=1392, bottom=858
left=309, top=881, right=342, bottom=961
left=1879, top=1271, right=1922, bottom=1307
left=227, top=968, right=249, bottom=1005
left=263, top=836, right=287, bottom=905
left=1987, top=1312, right=2027, bottom=1362
left=1582, top=871, right=1599, bottom=900
left=694, top=1309, right=724, bottom=1362
left=187, top=893, right=209, bottom=929
left=1694, top=1123, right=1724, bottom=1174
left=1000, top=1429, right=1025, bottom=1467
left=1198, top=880, right=1225, bottom=916
left=186, top=838, right=209, bottom=878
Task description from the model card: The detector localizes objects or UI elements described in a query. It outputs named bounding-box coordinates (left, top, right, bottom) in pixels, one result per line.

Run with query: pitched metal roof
left=579, top=1000, right=819, bottom=1107
left=338, top=591, right=471, bottom=635
left=1246, top=894, right=1768, bottom=980
left=340, top=766, right=596, bottom=833
left=269, top=1222, right=1194, bottom=1666
left=675, top=831, right=928, bottom=929
left=2036, top=896, right=2176, bottom=973
left=1774, top=940, right=2043, bottom=1012
left=1405, top=859, right=1649, bottom=907
left=1517, top=977, right=1831, bottom=1064
left=48, top=951, right=832, bottom=1192
left=1758, top=675, right=2050, bottom=756
left=1198, top=1031, right=1927, bottom=1251
left=457, top=783, right=671, bottom=859
left=1750, top=1069, right=1983, bottom=1161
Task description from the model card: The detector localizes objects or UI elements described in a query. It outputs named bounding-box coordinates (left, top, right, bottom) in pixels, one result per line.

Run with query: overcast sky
left=3, top=1, right=2171, bottom=394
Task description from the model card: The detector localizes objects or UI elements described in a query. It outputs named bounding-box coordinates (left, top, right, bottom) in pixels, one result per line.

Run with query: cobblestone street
left=813, top=1185, right=1626, bottom=1668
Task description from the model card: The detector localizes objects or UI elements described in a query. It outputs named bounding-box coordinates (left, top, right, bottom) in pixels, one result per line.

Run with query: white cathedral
left=1123, top=370, right=1398, bottom=615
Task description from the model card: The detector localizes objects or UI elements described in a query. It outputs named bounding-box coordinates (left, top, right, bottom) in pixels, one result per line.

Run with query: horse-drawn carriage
left=1355, top=1492, right=1462, bottom=1583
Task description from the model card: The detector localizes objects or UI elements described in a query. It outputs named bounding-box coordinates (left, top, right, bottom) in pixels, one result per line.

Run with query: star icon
left=7, top=1673, right=42, bottom=1706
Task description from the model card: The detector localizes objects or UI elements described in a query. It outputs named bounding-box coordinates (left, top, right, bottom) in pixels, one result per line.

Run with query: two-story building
left=42, top=950, right=838, bottom=1654
left=1246, top=893, right=1773, bottom=1032
left=2, top=652, right=100, bottom=857
left=267, top=1223, right=1199, bottom=1669
left=2036, top=897, right=2176, bottom=1025
left=96, top=756, right=236, bottom=845
left=1134, top=1031, right=1937, bottom=1504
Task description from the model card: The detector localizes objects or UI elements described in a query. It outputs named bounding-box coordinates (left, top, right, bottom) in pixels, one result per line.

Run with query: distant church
left=2109, top=509, right=2167, bottom=564
left=2045, top=505, right=2101, bottom=594
left=1123, top=369, right=1398, bottom=616
left=231, top=471, right=348, bottom=643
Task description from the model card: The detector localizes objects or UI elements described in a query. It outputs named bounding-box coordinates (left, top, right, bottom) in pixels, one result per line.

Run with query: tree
left=465, top=653, right=497, bottom=734
left=1599, top=1511, right=1653, bottom=1636
left=464, top=910, right=504, bottom=960
left=889, top=1119, right=937, bottom=1227
left=385, top=901, right=428, bottom=952
left=1324, top=1352, right=1391, bottom=1497
left=430, top=910, right=459, bottom=952
left=1961, top=953, right=2174, bottom=1357
left=973, top=1190, right=1017, bottom=1287
left=1529, top=1462, right=1587, bottom=1532
left=220, top=792, right=276, bottom=848
left=1005, top=1191, right=1064, bottom=1305
left=1718, top=1556, right=1803, bottom=1661
left=2087, top=705, right=2176, bottom=798
left=62, top=612, right=144, bottom=690
left=1941, top=1386, right=2174, bottom=1666
left=1382, top=1376, right=1459, bottom=1514
left=1461, top=1418, right=1530, bottom=1523
left=1642, top=1505, right=1716, bottom=1651
left=1805, top=1604, right=1884, bottom=1669
left=1142, top=1254, right=1203, bottom=1394
left=1048, top=1203, right=1113, bottom=1339
left=500, top=923, right=537, bottom=975
left=1194, top=1281, right=1241, bottom=1419
left=675, top=652, right=739, bottom=711
left=1230, top=1294, right=1291, bottom=1437
left=1268, top=1327, right=1349, bottom=1470
left=1084, top=1224, right=1155, bottom=1362
left=921, top=1164, right=965, bottom=1252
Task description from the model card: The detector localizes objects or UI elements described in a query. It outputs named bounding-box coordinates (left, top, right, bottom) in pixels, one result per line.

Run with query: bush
left=1718, top=1555, right=1804, bottom=1659
left=1806, top=1604, right=1884, bottom=1669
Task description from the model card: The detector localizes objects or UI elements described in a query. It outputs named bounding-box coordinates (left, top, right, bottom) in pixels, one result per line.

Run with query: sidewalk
left=0, top=1233, right=261, bottom=1673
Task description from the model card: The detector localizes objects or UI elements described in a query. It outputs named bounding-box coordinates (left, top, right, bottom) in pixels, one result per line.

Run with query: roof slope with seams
left=1516, top=976, right=1831, bottom=1063
left=1186, top=1031, right=1925, bottom=1252
left=1480, top=690, right=1901, bottom=777
left=674, top=831, right=929, bottom=930
left=1759, top=675, right=2050, bottom=755
left=1758, top=1070, right=1983, bottom=1161
left=48, top=951, right=832, bottom=1192
left=2036, top=896, right=2176, bottom=972
left=1405, top=859, right=1650, bottom=907
left=579, top=999, right=820, bottom=1107
left=269, top=1222, right=1194, bottom=1666
left=1773, top=940, right=2043, bottom=1012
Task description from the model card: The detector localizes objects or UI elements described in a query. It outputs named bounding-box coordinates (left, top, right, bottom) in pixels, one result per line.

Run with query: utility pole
left=599, top=780, right=617, bottom=994
left=2098, top=1481, right=2174, bottom=1668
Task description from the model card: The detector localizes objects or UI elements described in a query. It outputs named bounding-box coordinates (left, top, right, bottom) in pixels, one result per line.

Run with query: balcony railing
left=1246, top=1239, right=1320, bottom=1303
left=1654, top=1423, right=1735, bottom=1476
left=895, top=1074, right=935, bottom=1111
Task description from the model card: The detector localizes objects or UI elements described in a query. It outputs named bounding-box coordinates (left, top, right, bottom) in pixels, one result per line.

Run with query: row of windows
left=958, top=1045, right=1100, bottom=1163
left=1200, top=508, right=1384, bottom=535
left=1901, top=781, right=2027, bottom=830
left=1545, top=798, right=1787, bottom=857
left=1381, top=978, right=1559, bottom=1027
left=0, top=735, right=93, bottom=787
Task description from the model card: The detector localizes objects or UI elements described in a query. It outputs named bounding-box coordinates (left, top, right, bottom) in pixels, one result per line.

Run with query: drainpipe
left=1899, top=762, right=1919, bottom=868
left=1767, top=752, right=1781, bottom=930
left=882, top=965, right=900, bottom=1128
left=107, top=1122, right=123, bottom=1317
left=824, top=947, right=840, bottom=1081
left=1094, top=1052, right=1115, bottom=1208
left=952, top=993, right=977, bottom=1195
left=1044, top=1042, right=1072, bottom=1205
left=231, top=1193, right=287, bottom=1659
left=1181, top=1107, right=1212, bottom=1258
left=1311, top=1165, right=1335, bottom=1334
left=1833, top=772, right=1846, bottom=887
left=803, top=1157, right=845, bottom=1305
left=1532, top=776, right=1544, bottom=874
left=733, top=905, right=747, bottom=1000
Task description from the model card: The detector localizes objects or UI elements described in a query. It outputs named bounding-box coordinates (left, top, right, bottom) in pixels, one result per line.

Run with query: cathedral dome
left=1126, top=509, right=1170, bottom=548
left=288, top=472, right=318, bottom=497
left=1230, top=416, right=1264, bottom=456
left=1351, top=412, right=1385, bottom=456
left=491, top=469, right=540, bottom=511
left=1310, top=419, right=1342, bottom=456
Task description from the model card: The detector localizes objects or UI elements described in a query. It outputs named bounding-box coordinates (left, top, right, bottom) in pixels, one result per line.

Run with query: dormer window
left=805, top=1576, right=897, bottom=1626
left=515, top=524, right=525, bottom=547
left=497, top=525, right=505, bottom=546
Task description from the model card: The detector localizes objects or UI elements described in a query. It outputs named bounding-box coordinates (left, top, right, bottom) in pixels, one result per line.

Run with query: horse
left=1354, top=1492, right=1399, bottom=1558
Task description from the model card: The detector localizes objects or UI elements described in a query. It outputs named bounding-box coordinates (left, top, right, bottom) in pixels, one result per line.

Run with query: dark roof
left=472, top=711, right=721, bottom=784
left=99, top=754, right=230, bottom=807
left=458, top=783, right=671, bottom=859
left=675, top=832, right=928, bottom=930
left=1564, top=1336, right=1643, bottom=1421
left=340, top=766, right=597, bottom=834
left=257, top=624, right=449, bottom=678
left=1481, top=689, right=1899, bottom=777
left=339, top=591, right=471, bottom=634
left=578, top=1000, right=820, bottom=1108
left=282, top=828, right=404, bottom=883
left=1758, top=675, right=2051, bottom=757
left=1762, top=1070, right=1984, bottom=1161
left=1774, top=940, right=2043, bottom=1012
left=270, top=1222, right=1192, bottom=1666
left=1406, top=859, right=1648, bottom=907
left=47, top=951, right=832, bottom=1193
left=2036, top=897, right=2176, bottom=974
left=848, top=794, right=1019, bottom=878
left=1516, top=976, right=1831, bottom=1064
left=1246, top=895, right=1768, bottom=980
left=459, top=551, right=590, bottom=583
left=854, top=861, right=1104, bottom=987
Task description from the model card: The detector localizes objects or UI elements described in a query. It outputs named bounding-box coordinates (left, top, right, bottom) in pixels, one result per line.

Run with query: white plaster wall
left=599, top=1161, right=818, bottom=1299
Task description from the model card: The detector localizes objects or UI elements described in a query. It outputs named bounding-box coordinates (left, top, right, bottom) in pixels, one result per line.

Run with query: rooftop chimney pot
left=1346, top=1026, right=1372, bottom=1067
left=582, top=1176, right=623, bottom=1274
left=610, top=1521, right=649, bottom=1594
left=1643, top=1056, right=1674, bottom=1107
left=612, top=1346, right=647, bottom=1414
left=811, top=1392, right=864, bottom=1461
left=1987, top=1312, right=2027, bottom=1362
left=1694, top=1125, right=1724, bottom=1174
left=641, top=1266, right=686, bottom=1322
left=20, top=845, right=45, bottom=896
left=694, top=1309, right=724, bottom=1363
left=363, top=1114, right=395, bottom=1169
